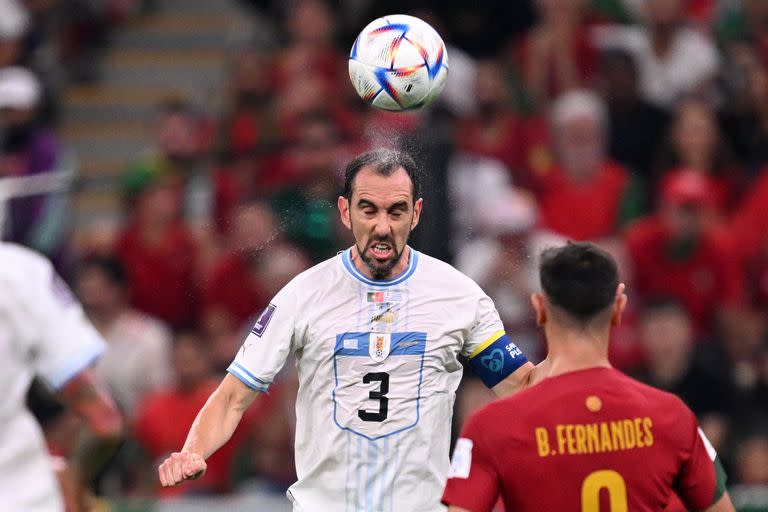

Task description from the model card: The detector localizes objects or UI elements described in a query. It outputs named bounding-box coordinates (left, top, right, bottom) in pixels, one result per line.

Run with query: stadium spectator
left=0, top=0, right=29, bottom=68
left=599, top=48, right=669, bottom=178
left=115, top=162, right=199, bottom=329
left=735, top=435, right=768, bottom=485
left=203, top=202, right=274, bottom=347
left=0, top=66, right=70, bottom=271
left=719, top=44, right=768, bottom=173
left=134, top=331, right=254, bottom=496
left=126, top=99, right=213, bottom=223
left=654, top=97, right=741, bottom=214
left=455, top=190, right=554, bottom=359
left=535, top=89, right=639, bottom=240
left=594, top=0, right=720, bottom=109
left=517, top=0, right=598, bottom=106
left=624, top=169, right=743, bottom=333
left=455, top=59, right=549, bottom=190
left=632, top=299, right=733, bottom=448
left=270, top=112, right=350, bottom=262
left=74, top=254, right=173, bottom=420
left=270, top=0, right=342, bottom=93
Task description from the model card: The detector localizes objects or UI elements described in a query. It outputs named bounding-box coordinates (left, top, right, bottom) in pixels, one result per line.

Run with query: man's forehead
left=352, top=166, right=414, bottom=203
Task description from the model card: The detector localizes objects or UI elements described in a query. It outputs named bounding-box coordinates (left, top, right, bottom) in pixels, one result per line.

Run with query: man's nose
left=373, top=213, right=391, bottom=237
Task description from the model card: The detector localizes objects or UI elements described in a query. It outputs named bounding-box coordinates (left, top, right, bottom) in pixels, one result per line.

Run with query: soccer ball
left=348, top=14, right=449, bottom=111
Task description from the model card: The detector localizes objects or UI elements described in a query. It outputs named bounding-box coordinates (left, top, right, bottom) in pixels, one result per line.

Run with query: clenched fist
left=158, top=451, right=207, bottom=487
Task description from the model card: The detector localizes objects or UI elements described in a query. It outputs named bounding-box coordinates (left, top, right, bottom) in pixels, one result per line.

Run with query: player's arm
left=704, top=493, right=735, bottom=512
left=675, top=407, right=734, bottom=512
left=466, top=329, right=532, bottom=398
left=442, top=414, right=500, bottom=512
left=158, top=373, right=258, bottom=486
left=59, top=370, right=124, bottom=487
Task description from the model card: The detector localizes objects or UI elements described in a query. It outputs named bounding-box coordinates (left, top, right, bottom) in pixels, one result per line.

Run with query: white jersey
left=229, top=247, right=527, bottom=512
left=0, top=243, right=105, bottom=511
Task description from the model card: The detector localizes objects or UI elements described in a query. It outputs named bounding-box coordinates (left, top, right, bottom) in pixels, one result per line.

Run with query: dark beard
left=358, top=238, right=405, bottom=279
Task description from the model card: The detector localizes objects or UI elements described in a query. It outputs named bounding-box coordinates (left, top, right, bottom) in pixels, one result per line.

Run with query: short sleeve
left=21, top=258, right=105, bottom=390
left=675, top=412, right=726, bottom=511
left=442, top=413, right=501, bottom=512
left=227, top=277, right=300, bottom=392
left=461, top=293, right=505, bottom=358
left=462, top=292, right=529, bottom=388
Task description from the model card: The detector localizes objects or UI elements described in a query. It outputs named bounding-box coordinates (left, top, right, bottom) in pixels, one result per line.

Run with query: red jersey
left=442, top=367, right=726, bottom=512
left=537, top=161, right=630, bottom=241
left=625, top=216, right=743, bottom=331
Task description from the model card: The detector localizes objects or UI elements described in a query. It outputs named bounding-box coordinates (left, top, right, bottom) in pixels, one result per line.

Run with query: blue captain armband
left=468, top=330, right=529, bottom=388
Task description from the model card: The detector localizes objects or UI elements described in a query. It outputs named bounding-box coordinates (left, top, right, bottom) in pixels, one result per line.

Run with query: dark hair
left=76, top=255, right=127, bottom=288
left=539, top=242, right=619, bottom=322
left=342, top=149, right=421, bottom=201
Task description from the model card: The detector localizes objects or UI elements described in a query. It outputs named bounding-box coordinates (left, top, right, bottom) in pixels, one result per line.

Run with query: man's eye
left=390, top=211, right=403, bottom=218
left=363, top=209, right=376, bottom=215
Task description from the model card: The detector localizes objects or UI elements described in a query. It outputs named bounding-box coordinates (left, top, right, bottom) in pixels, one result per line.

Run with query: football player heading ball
left=158, top=149, right=534, bottom=511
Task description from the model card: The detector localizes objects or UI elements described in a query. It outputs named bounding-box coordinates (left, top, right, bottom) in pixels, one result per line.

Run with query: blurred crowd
left=2, top=0, right=768, bottom=504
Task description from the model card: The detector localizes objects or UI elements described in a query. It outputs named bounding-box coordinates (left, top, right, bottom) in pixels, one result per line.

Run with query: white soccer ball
left=348, top=14, right=449, bottom=111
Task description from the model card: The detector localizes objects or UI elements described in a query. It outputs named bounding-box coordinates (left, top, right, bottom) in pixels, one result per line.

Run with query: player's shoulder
left=0, top=242, right=53, bottom=281
left=415, top=250, right=485, bottom=293
left=614, top=370, right=694, bottom=414
left=275, top=251, right=345, bottom=297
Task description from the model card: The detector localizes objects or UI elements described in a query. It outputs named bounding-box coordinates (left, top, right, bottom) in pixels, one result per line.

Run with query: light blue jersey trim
left=226, top=364, right=270, bottom=392
left=48, top=340, right=104, bottom=390
left=341, top=247, right=419, bottom=287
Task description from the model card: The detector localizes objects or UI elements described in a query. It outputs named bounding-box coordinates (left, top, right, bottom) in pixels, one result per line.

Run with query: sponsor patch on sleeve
left=448, top=438, right=473, bottom=479
left=251, top=303, right=277, bottom=337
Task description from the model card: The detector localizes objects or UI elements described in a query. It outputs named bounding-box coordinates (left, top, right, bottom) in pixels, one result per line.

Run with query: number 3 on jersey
left=581, top=470, right=628, bottom=512
left=332, top=332, right=426, bottom=439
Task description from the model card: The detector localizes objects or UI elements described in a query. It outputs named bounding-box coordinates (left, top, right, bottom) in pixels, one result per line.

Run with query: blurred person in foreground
left=134, top=331, right=254, bottom=496
left=73, top=254, right=173, bottom=420
left=443, top=242, right=734, bottom=512
left=535, top=89, right=641, bottom=241
left=624, top=169, right=743, bottom=334
left=0, top=241, right=123, bottom=510
left=157, top=149, right=535, bottom=511
left=0, top=66, right=70, bottom=271
left=594, top=0, right=720, bottom=110
left=116, top=157, right=199, bottom=329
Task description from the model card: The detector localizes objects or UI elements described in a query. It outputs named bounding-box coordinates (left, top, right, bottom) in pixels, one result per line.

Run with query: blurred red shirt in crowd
left=134, top=333, right=254, bottom=497
left=538, top=160, right=630, bottom=240
left=729, top=167, right=768, bottom=308
left=625, top=170, right=743, bottom=332
left=115, top=182, right=199, bottom=329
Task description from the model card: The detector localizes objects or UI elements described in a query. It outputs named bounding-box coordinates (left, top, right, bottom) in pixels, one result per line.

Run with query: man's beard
left=356, top=233, right=410, bottom=280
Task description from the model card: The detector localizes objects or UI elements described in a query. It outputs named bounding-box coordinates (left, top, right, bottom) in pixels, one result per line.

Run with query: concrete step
left=154, top=0, right=243, bottom=13
left=106, top=48, right=225, bottom=68
left=113, top=30, right=233, bottom=50
left=102, top=65, right=225, bottom=88
left=78, top=157, right=131, bottom=179
left=62, top=120, right=147, bottom=141
left=68, top=138, right=148, bottom=160
left=73, top=188, right=123, bottom=214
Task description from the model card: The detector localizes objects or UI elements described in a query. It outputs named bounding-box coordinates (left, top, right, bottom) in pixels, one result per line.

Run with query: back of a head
left=539, top=242, right=619, bottom=324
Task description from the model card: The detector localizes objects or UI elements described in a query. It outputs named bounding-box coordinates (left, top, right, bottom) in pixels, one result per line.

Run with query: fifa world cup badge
left=369, top=332, right=391, bottom=362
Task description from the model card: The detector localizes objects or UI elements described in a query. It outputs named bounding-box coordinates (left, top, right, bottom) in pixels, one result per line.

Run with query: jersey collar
left=341, top=246, right=419, bottom=287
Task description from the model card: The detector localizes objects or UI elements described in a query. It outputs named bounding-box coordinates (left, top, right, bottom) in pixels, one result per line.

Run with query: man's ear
left=411, top=198, right=423, bottom=229
left=611, top=283, right=628, bottom=327
left=531, top=292, right=547, bottom=327
left=338, top=195, right=351, bottom=230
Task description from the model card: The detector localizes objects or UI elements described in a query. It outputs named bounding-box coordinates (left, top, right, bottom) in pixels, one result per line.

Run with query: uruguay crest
left=369, top=332, right=392, bottom=362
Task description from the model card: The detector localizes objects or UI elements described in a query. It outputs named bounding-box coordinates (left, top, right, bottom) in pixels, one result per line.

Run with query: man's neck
left=537, top=325, right=612, bottom=381
left=351, top=245, right=411, bottom=280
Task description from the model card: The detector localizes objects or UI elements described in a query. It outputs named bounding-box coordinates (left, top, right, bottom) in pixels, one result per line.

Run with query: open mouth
left=368, top=241, right=394, bottom=261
